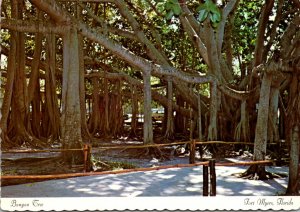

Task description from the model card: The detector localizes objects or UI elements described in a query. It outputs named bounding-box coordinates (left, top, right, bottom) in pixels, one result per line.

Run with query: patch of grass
left=1, top=169, right=18, bottom=175
left=91, top=156, right=138, bottom=171
left=107, top=161, right=137, bottom=170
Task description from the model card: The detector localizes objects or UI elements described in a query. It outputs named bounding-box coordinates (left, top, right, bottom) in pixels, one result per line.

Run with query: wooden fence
left=1, top=141, right=274, bottom=196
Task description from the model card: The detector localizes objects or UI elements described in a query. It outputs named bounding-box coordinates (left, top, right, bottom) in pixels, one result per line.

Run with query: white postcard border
left=1, top=196, right=300, bottom=211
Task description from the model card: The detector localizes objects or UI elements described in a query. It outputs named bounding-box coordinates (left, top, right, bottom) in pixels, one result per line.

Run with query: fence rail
left=1, top=140, right=283, bottom=154
left=1, top=160, right=273, bottom=196
left=1, top=140, right=281, bottom=196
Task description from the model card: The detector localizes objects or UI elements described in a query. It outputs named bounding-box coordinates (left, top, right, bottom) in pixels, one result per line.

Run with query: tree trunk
left=0, top=26, right=16, bottom=146
left=286, top=125, right=299, bottom=194
left=268, top=87, right=279, bottom=142
left=244, top=72, right=272, bottom=179
left=253, top=73, right=272, bottom=161
left=129, top=85, right=138, bottom=138
left=197, top=94, right=202, bottom=141
left=234, top=101, right=250, bottom=142
left=61, top=27, right=83, bottom=165
left=104, top=74, right=110, bottom=137
left=286, top=69, right=300, bottom=194
left=143, top=70, right=153, bottom=144
left=164, top=77, right=174, bottom=139
left=88, top=78, right=101, bottom=135
left=45, top=34, right=60, bottom=140
left=78, top=18, right=91, bottom=142
left=174, top=94, right=186, bottom=134
left=114, top=80, right=123, bottom=137
left=9, top=0, right=35, bottom=146
left=208, top=82, right=218, bottom=140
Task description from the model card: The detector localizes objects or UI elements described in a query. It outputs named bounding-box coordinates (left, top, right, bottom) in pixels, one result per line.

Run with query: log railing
left=1, top=139, right=282, bottom=171
left=1, top=141, right=275, bottom=196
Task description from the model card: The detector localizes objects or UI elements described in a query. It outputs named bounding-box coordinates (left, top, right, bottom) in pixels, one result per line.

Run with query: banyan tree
left=0, top=0, right=299, bottom=193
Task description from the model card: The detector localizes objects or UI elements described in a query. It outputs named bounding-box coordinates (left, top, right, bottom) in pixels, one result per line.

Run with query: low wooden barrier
left=1, top=140, right=279, bottom=176
left=1, top=159, right=273, bottom=196
left=1, top=139, right=278, bottom=195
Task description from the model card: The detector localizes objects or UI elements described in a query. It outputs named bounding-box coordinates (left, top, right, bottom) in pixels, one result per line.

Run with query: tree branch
left=253, top=0, right=275, bottom=66
left=179, top=16, right=209, bottom=66
left=78, top=2, right=137, bottom=40
left=217, top=0, right=239, bottom=55
left=29, top=0, right=71, bottom=24
left=1, top=18, right=64, bottom=34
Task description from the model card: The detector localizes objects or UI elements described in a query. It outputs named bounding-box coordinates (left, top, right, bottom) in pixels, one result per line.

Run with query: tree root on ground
left=10, top=133, right=49, bottom=149
left=234, top=165, right=288, bottom=180
left=134, top=147, right=170, bottom=161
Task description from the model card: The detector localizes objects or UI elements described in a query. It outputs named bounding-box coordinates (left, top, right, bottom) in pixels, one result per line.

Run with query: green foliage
left=196, top=0, right=221, bottom=27
left=155, top=0, right=182, bottom=20
left=231, top=0, right=263, bottom=65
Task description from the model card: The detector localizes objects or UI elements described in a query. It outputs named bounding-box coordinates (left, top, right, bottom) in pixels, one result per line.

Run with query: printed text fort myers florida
left=244, top=198, right=293, bottom=207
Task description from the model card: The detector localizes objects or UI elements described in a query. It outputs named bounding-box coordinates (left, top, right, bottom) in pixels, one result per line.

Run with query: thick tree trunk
left=78, top=28, right=91, bottom=142
left=143, top=70, right=153, bottom=144
left=61, top=28, right=83, bottom=165
left=268, top=87, right=279, bottom=142
left=88, top=78, right=101, bottom=135
left=234, top=101, right=250, bottom=142
left=253, top=73, right=272, bottom=161
left=27, top=23, right=43, bottom=138
left=30, top=82, right=42, bottom=138
left=286, top=125, right=299, bottom=194
left=243, top=72, right=272, bottom=179
left=286, top=69, right=300, bottom=194
left=174, top=94, right=186, bottom=134
left=45, top=34, right=60, bottom=140
left=0, top=27, right=16, bottom=146
left=9, top=0, right=38, bottom=146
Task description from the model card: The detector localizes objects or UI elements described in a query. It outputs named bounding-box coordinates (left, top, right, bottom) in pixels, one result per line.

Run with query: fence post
left=83, top=144, right=89, bottom=172
left=189, top=139, right=196, bottom=164
left=209, top=159, right=216, bottom=196
left=83, top=144, right=91, bottom=172
left=203, top=164, right=209, bottom=196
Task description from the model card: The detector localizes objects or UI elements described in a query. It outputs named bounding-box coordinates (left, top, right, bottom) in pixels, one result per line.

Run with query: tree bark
left=268, top=87, right=279, bottom=142
left=104, top=74, right=110, bottom=137
left=243, top=72, right=272, bottom=179
left=234, top=101, right=250, bottom=142
left=129, top=85, right=138, bottom=138
left=143, top=70, right=153, bottom=144
left=286, top=125, right=299, bottom=194
left=208, top=82, right=218, bottom=140
left=77, top=4, right=91, bottom=142
left=0, top=26, right=16, bottom=145
left=61, top=27, right=83, bottom=165
left=164, top=77, right=174, bottom=139
left=253, top=72, right=272, bottom=161
left=44, top=34, right=60, bottom=140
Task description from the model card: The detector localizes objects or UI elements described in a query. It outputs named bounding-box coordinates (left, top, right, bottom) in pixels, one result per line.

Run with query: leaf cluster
left=154, top=0, right=182, bottom=20
left=196, top=0, right=221, bottom=27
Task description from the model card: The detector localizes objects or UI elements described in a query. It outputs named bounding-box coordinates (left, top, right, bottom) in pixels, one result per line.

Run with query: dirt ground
left=0, top=139, right=286, bottom=187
